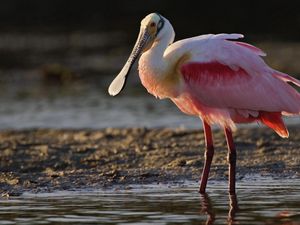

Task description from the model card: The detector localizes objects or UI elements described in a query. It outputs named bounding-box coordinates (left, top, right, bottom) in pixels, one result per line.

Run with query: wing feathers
left=273, top=71, right=300, bottom=87
left=234, top=42, right=266, bottom=56
left=212, top=33, right=244, bottom=40
left=181, top=61, right=300, bottom=114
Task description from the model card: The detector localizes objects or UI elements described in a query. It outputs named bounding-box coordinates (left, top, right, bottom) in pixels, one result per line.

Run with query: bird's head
left=108, top=13, right=174, bottom=96
left=139, top=13, right=166, bottom=52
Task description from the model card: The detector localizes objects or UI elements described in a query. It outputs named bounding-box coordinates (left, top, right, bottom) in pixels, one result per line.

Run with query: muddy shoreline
left=0, top=126, right=299, bottom=196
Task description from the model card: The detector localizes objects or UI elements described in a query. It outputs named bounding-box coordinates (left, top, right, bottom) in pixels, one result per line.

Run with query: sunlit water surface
left=0, top=177, right=299, bottom=224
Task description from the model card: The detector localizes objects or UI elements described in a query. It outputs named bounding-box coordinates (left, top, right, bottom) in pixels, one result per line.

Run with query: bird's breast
left=138, top=61, right=182, bottom=99
left=138, top=53, right=190, bottom=99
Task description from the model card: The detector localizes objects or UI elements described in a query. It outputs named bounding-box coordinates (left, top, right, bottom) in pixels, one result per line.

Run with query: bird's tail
left=259, top=111, right=289, bottom=138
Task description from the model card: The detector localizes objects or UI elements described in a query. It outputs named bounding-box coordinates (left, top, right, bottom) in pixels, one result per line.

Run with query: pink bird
left=108, top=13, right=300, bottom=194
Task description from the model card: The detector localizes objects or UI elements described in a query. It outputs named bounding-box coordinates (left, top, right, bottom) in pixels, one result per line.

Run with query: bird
left=108, top=13, right=300, bottom=194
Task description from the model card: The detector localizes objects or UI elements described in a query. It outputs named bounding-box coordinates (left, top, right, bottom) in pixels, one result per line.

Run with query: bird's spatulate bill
left=108, top=61, right=133, bottom=96
left=108, top=28, right=150, bottom=96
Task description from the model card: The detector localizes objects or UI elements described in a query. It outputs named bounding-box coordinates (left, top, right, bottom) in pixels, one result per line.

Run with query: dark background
left=1, top=0, right=300, bottom=41
left=1, top=0, right=300, bottom=85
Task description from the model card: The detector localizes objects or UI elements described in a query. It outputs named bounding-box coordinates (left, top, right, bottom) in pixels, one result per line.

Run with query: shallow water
left=1, top=177, right=299, bottom=224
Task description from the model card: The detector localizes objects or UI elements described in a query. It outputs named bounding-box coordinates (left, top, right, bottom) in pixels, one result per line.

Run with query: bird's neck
left=139, top=34, right=173, bottom=79
left=138, top=33, right=182, bottom=98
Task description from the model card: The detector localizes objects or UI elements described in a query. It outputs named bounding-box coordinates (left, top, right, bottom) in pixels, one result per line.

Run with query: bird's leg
left=199, top=121, right=214, bottom=194
left=224, top=128, right=236, bottom=195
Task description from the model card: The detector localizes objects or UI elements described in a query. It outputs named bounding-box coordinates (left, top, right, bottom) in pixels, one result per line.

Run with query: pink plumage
left=167, top=34, right=300, bottom=137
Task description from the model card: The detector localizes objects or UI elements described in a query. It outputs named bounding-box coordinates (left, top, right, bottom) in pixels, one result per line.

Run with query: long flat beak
left=108, top=28, right=150, bottom=96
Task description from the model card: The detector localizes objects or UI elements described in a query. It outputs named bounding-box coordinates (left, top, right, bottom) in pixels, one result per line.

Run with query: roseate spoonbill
left=108, top=13, right=300, bottom=194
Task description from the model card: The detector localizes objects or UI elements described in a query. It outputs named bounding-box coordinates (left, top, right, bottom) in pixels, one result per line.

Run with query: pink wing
left=173, top=34, right=300, bottom=115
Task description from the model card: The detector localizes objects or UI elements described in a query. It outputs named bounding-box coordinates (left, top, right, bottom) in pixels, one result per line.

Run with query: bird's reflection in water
left=200, top=193, right=215, bottom=225
left=199, top=193, right=239, bottom=225
left=228, top=194, right=239, bottom=225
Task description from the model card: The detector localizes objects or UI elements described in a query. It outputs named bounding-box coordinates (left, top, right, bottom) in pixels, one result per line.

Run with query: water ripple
left=0, top=177, right=300, bottom=225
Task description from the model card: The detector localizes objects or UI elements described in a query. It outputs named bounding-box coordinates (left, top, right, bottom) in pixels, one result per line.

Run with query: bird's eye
left=150, top=22, right=156, bottom=27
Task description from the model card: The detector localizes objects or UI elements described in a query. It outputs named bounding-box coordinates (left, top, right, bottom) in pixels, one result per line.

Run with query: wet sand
left=0, top=126, right=299, bottom=196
